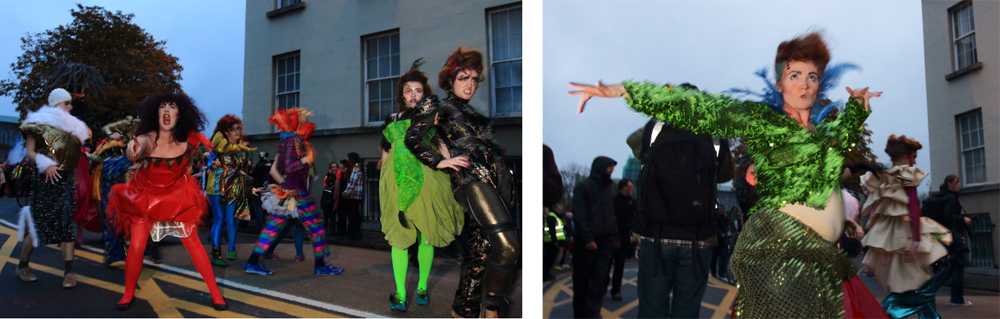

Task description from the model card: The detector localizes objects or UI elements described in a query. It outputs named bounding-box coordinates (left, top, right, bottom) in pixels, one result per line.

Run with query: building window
left=276, top=0, right=301, bottom=9
left=951, top=2, right=977, bottom=71
left=364, top=32, right=400, bottom=125
left=488, top=5, right=522, bottom=117
left=957, top=110, right=986, bottom=185
left=363, top=161, right=380, bottom=222
left=274, top=53, right=300, bottom=112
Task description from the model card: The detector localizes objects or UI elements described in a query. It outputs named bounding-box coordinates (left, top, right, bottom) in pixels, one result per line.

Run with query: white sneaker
left=950, top=301, right=972, bottom=307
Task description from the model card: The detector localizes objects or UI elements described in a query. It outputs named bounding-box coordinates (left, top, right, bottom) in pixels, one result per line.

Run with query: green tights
left=392, top=232, right=434, bottom=299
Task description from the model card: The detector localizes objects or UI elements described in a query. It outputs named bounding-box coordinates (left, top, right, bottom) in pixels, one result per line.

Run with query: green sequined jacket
left=622, top=81, right=870, bottom=212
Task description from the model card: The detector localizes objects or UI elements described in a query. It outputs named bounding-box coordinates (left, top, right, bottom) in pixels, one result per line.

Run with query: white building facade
left=922, top=0, right=999, bottom=270
left=243, top=0, right=523, bottom=226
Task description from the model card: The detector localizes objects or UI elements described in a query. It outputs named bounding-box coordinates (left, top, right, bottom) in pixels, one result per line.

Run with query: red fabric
left=905, top=186, right=922, bottom=241
left=72, top=152, right=101, bottom=232
left=842, top=276, right=889, bottom=318
left=106, top=135, right=209, bottom=237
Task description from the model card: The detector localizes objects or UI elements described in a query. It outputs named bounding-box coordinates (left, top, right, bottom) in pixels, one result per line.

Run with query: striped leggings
left=251, top=193, right=330, bottom=259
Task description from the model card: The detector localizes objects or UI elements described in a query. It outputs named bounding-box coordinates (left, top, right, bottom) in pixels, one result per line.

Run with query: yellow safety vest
left=544, top=212, right=566, bottom=242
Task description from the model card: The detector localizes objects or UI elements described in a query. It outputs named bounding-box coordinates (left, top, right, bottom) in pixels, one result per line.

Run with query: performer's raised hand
left=437, top=156, right=470, bottom=171
left=846, top=87, right=882, bottom=112
left=568, top=81, right=627, bottom=114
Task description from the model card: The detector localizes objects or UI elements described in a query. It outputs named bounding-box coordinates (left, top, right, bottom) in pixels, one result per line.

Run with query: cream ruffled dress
left=860, top=165, right=951, bottom=293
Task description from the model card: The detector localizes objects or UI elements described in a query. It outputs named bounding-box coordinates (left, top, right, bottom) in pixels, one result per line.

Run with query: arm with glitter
left=621, top=81, right=768, bottom=140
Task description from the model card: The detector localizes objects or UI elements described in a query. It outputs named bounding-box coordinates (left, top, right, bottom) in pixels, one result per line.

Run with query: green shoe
left=227, top=251, right=237, bottom=260
left=211, top=247, right=227, bottom=267
left=415, top=289, right=429, bottom=306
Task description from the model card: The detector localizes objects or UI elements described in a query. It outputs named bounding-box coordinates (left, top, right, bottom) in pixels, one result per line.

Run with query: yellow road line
left=1, top=223, right=340, bottom=318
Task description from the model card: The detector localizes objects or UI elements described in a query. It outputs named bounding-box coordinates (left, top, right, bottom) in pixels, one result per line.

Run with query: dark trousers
left=338, top=198, right=362, bottom=236
left=945, top=230, right=968, bottom=304
left=572, top=237, right=614, bottom=319
left=544, top=242, right=559, bottom=280
left=610, top=240, right=634, bottom=295
left=250, top=195, right=266, bottom=231
left=637, top=240, right=713, bottom=318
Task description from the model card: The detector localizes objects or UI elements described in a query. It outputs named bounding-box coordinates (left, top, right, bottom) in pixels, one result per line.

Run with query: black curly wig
left=134, top=92, right=207, bottom=143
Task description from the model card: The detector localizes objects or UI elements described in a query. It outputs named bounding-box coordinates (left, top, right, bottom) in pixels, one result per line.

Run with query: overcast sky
left=543, top=0, right=934, bottom=194
left=0, top=1, right=245, bottom=134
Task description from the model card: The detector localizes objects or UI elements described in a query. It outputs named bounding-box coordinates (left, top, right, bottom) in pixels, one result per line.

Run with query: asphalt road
left=0, top=198, right=522, bottom=318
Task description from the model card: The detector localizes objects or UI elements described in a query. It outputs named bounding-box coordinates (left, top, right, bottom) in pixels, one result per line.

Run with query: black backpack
left=921, top=192, right=949, bottom=228
left=635, top=121, right=718, bottom=231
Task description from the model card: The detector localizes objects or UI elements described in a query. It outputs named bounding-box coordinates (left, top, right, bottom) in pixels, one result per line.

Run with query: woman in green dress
left=379, top=59, right=466, bottom=312
left=570, top=32, right=884, bottom=318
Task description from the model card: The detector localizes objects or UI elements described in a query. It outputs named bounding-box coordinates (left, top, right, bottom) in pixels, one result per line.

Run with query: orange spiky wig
left=268, top=107, right=317, bottom=164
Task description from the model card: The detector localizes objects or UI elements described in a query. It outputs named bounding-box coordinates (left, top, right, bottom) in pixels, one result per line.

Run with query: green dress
left=379, top=118, right=464, bottom=248
left=622, top=81, right=870, bottom=318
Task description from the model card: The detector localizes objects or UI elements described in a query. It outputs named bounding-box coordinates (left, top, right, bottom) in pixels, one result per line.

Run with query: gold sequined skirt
left=731, top=208, right=854, bottom=318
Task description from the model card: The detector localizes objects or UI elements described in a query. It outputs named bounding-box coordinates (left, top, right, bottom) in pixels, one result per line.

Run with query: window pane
left=367, top=58, right=377, bottom=79
left=513, top=86, right=522, bottom=112
left=497, top=87, right=511, bottom=114
left=391, top=54, right=400, bottom=76
left=367, top=39, right=377, bottom=59
left=278, top=59, right=286, bottom=75
left=510, top=33, right=522, bottom=59
left=379, top=56, right=390, bottom=78
left=381, top=100, right=392, bottom=119
left=390, top=34, right=399, bottom=54
left=277, top=75, right=286, bottom=92
left=493, top=35, right=507, bottom=61
left=492, top=11, right=507, bottom=37
left=495, top=62, right=509, bottom=87
left=378, top=36, right=390, bottom=56
left=510, top=8, right=522, bottom=33
left=368, top=83, right=378, bottom=100
left=369, top=101, right=380, bottom=121
left=381, top=79, right=393, bottom=100
left=512, top=60, right=522, bottom=85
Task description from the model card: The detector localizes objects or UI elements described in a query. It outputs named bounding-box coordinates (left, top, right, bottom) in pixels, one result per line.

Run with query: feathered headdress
left=268, top=107, right=316, bottom=163
left=724, top=62, right=859, bottom=125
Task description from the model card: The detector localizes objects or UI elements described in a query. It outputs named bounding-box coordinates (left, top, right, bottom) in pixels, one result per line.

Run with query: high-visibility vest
left=544, top=212, right=566, bottom=242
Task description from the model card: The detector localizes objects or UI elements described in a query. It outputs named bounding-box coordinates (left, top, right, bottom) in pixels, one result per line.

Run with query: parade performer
left=243, top=107, right=344, bottom=276
left=92, top=116, right=140, bottom=264
left=380, top=59, right=464, bottom=312
left=207, top=114, right=255, bottom=266
left=406, top=47, right=519, bottom=318
left=106, top=92, right=227, bottom=310
left=16, top=88, right=91, bottom=288
left=570, top=32, right=885, bottom=317
left=861, top=135, right=950, bottom=318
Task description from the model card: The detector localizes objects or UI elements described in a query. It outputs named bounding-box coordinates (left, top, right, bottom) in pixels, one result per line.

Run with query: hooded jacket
left=572, top=156, right=618, bottom=245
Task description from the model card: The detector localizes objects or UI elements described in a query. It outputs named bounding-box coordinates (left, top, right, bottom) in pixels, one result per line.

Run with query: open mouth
left=163, top=114, right=171, bottom=126
left=409, top=98, right=417, bottom=105
left=463, top=89, right=472, bottom=95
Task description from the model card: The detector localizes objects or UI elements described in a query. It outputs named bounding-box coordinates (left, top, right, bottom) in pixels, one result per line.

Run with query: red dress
left=107, top=135, right=210, bottom=237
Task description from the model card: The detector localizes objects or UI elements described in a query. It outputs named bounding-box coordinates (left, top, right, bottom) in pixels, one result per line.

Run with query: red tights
left=118, top=221, right=225, bottom=305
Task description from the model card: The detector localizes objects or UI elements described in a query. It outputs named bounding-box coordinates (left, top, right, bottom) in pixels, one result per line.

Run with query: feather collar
left=23, top=105, right=90, bottom=143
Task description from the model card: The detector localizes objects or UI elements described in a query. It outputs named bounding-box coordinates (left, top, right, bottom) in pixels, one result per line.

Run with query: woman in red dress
left=107, top=93, right=227, bottom=311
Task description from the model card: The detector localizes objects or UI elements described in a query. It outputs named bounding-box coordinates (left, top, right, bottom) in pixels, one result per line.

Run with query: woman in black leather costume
left=405, top=47, right=520, bottom=318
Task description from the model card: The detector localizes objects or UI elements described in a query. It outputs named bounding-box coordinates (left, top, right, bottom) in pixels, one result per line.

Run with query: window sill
left=945, top=62, right=983, bottom=81
left=267, top=1, right=306, bottom=19
left=960, top=182, right=999, bottom=195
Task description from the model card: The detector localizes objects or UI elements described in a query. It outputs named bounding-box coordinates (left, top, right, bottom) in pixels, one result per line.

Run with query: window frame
left=957, top=109, right=987, bottom=186
left=950, top=1, right=977, bottom=71
left=273, top=52, right=301, bottom=117
left=363, top=31, right=401, bottom=126
left=275, top=0, right=301, bottom=9
left=487, top=4, right=523, bottom=117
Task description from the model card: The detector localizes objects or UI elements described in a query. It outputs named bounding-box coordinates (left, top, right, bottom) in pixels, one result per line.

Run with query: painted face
left=225, top=123, right=243, bottom=143
left=451, top=69, right=480, bottom=100
left=402, top=81, right=424, bottom=108
left=776, top=60, right=820, bottom=112
left=159, top=102, right=179, bottom=131
left=54, top=100, right=72, bottom=112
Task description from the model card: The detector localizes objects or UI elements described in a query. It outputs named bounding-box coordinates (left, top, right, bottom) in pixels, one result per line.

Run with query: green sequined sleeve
left=829, top=98, right=871, bottom=154
left=622, top=80, right=772, bottom=140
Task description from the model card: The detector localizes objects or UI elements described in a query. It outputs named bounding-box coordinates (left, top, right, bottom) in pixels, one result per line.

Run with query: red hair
left=774, top=32, right=830, bottom=82
left=438, top=46, right=485, bottom=93
left=212, top=114, right=243, bottom=137
left=884, top=134, right=923, bottom=161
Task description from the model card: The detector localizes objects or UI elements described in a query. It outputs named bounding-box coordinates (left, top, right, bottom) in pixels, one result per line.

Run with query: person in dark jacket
left=933, top=174, right=974, bottom=307
left=571, top=156, right=618, bottom=318
left=543, top=144, right=564, bottom=208
left=543, top=144, right=565, bottom=282
left=609, top=178, right=635, bottom=300
left=249, top=152, right=271, bottom=231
